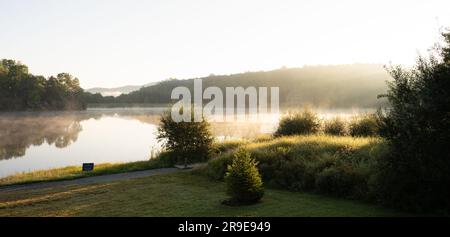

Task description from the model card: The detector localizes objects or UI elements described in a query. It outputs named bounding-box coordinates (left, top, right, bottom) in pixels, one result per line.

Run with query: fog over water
left=0, top=107, right=373, bottom=178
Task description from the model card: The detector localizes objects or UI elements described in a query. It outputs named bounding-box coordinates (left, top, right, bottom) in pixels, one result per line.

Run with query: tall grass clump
left=274, top=109, right=320, bottom=137
left=348, top=114, right=379, bottom=137
left=324, top=117, right=347, bottom=136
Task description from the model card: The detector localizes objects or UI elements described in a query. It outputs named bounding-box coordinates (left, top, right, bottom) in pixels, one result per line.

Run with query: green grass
left=0, top=172, right=410, bottom=217
left=203, top=135, right=388, bottom=201
left=1, top=135, right=380, bottom=188
left=0, top=135, right=403, bottom=216
left=245, top=134, right=382, bottom=150
left=0, top=140, right=248, bottom=187
left=0, top=158, right=171, bottom=187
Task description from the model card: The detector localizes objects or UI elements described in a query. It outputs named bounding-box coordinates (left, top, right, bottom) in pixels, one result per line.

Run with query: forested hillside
left=88, top=64, right=391, bottom=108
left=1, top=61, right=392, bottom=110
left=0, top=59, right=86, bottom=111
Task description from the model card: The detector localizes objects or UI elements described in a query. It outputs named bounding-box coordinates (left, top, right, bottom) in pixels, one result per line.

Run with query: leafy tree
left=224, top=148, right=264, bottom=204
left=0, top=59, right=86, bottom=111
left=156, top=107, right=213, bottom=168
left=375, top=31, right=450, bottom=213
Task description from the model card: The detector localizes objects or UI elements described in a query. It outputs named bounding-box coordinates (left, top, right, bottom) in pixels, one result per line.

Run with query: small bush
left=315, top=165, right=367, bottom=198
left=205, top=152, right=234, bottom=180
left=324, top=117, right=347, bottom=136
left=154, top=151, right=178, bottom=167
left=212, top=140, right=246, bottom=154
left=348, top=114, right=379, bottom=137
left=275, top=109, right=320, bottom=136
left=224, top=149, right=264, bottom=204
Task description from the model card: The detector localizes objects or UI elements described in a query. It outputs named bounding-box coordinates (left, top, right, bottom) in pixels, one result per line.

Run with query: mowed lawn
left=0, top=172, right=409, bottom=217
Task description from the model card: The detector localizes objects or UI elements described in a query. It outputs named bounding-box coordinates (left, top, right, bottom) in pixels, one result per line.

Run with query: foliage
left=0, top=59, right=86, bottom=111
left=157, top=108, right=214, bottom=167
left=374, top=31, right=450, bottom=213
left=224, top=149, right=264, bottom=204
left=348, top=114, right=379, bottom=137
left=315, top=165, right=367, bottom=198
left=274, top=109, right=320, bottom=136
left=324, top=117, right=347, bottom=136
left=203, top=135, right=385, bottom=200
left=82, top=64, right=391, bottom=108
left=0, top=172, right=409, bottom=217
left=212, top=140, right=247, bottom=154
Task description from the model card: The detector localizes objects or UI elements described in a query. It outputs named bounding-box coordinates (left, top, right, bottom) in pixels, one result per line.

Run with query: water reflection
left=0, top=112, right=273, bottom=159
left=0, top=108, right=372, bottom=177
left=0, top=109, right=277, bottom=177
left=0, top=114, right=89, bottom=160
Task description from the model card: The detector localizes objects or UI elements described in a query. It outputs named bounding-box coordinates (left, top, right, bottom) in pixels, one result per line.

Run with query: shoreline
left=0, top=159, right=173, bottom=188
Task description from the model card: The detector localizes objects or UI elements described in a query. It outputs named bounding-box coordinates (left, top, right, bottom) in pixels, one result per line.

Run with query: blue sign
left=82, top=163, right=94, bottom=171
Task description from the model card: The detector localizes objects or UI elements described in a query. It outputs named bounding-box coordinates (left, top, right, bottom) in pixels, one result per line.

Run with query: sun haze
left=1, top=0, right=449, bottom=88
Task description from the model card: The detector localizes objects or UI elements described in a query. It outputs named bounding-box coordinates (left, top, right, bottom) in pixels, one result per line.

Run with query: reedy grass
left=201, top=134, right=387, bottom=200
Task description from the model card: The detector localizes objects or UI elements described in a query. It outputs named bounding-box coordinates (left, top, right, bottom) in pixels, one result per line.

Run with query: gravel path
left=0, top=168, right=180, bottom=193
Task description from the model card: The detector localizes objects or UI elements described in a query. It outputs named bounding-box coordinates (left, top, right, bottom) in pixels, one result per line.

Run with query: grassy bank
left=0, top=139, right=244, bottom=187
left=0, top=156, right=173, bottom=187
left=202, top=135, right=387, bottom=200
left=0, top=135, right=382, bottom=191
left=0, top=172, right=409, bottom=217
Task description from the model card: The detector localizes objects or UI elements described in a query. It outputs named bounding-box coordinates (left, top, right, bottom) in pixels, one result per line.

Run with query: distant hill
left=86, top=82, right=156, bottom=97
left=85, top=64, right=392, bottom=108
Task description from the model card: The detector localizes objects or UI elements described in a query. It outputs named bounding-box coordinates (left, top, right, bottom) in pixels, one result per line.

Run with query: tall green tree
left=0, top=59, right=86, bottom=111
left=375, top=31, right=450, bottom=213
left=157, top=107, right=213, bottom=168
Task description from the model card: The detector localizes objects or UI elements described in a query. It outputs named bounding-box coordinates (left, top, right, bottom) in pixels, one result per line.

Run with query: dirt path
left=0, top=168, right=181, bottom=193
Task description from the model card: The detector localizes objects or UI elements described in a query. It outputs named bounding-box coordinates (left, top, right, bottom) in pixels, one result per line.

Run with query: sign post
left=82, top=163, right=94, bottom=171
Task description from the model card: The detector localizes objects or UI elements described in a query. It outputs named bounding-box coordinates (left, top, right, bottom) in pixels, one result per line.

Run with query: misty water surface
left=0, top=108, right=373, bottom=178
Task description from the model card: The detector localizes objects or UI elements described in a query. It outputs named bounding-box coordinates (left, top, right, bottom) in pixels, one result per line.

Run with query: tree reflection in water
left=0, top=113, right=98, bottom=160
left=0, top=109, right=277, bottom=161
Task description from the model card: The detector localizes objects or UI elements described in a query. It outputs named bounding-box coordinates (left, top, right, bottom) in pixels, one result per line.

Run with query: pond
left=0, top=107, right=373, bottom=178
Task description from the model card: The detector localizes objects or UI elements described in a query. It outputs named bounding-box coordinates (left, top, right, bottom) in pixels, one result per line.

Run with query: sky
left=1, top=0, right=450, bottom=88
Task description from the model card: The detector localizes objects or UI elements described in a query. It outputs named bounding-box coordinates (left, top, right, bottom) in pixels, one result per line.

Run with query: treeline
left=86, top=64, right=391, bottom=108
left=1, top=60, right=392, bottom=110
left=0, top=59, right=86, bottom=111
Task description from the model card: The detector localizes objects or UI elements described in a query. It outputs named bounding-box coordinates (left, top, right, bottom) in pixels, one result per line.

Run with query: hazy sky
left=1, top=0, right=449, bottom=88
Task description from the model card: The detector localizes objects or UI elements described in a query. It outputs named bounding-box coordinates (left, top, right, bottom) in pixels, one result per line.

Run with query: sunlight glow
left=0, top=0, right=449, bottom=88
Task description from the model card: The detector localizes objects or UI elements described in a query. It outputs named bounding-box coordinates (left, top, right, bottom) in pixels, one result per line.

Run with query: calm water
left=0, top=108, right=373, bottom=178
